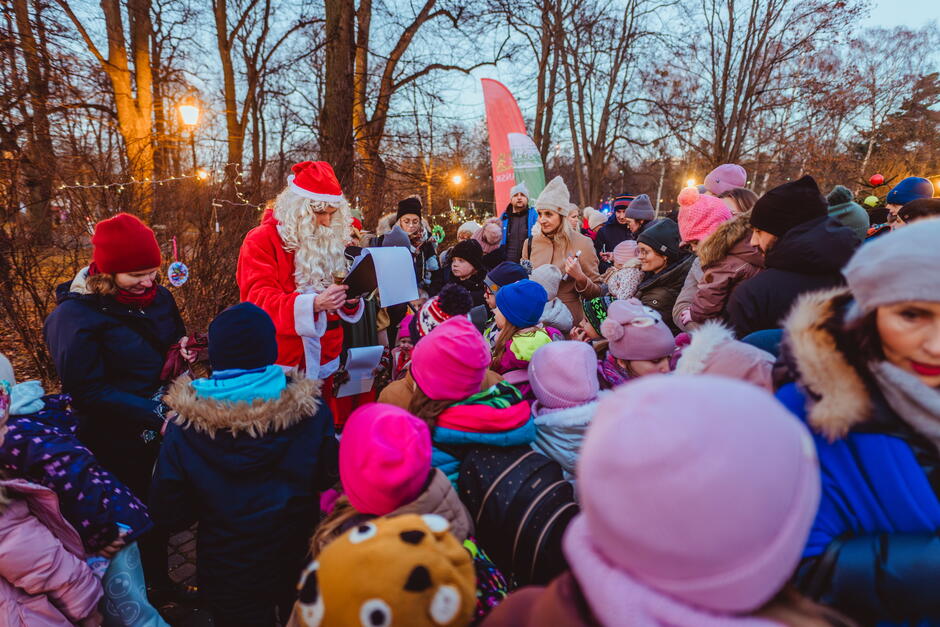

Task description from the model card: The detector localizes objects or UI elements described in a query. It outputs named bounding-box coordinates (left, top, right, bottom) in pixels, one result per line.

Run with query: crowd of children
left=2, top=161, right=939, bottom=627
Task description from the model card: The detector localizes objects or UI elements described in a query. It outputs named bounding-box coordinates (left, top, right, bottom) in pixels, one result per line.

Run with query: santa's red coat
left=236, top=209, right=349, bottom=372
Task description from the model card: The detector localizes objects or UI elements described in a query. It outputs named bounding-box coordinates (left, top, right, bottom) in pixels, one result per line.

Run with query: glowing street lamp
left=451, top=173, right=464, bottom=186
left=178, top=101, right=201, bottom=172
left=686, top=178, right=696, bottom=187
left=179, top=104, right=200, bottom=128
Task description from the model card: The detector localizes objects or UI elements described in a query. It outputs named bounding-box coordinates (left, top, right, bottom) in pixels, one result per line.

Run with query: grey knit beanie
left=843, top=218, right=940, bottom=317
left=626, top=194, right=655, bottom=221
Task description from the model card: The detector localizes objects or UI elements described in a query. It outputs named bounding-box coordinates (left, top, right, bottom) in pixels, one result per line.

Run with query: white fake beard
left=273, top=188, right=351, bottom=292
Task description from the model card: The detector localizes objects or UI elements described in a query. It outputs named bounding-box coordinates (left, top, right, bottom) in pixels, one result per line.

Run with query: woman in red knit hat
left=44, top=212, right=190, bottom=603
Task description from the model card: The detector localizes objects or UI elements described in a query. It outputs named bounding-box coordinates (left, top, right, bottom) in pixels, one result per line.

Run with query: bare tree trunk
left=57, top=0, right=155, bottom=216
left=320, top=0, right=355, bottom=190
left=13, top=0, right=55, bottom=241
left=213, top=0, right=244, bottom=185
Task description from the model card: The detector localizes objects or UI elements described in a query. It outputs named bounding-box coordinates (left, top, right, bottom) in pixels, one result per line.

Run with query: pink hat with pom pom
left=600, top=299, right=675, bottom=361
left=677, top=187, right=733, bottom=244
left=703, top=163, right=747, bottom=196
left=612, top=240, right=638, bottom=266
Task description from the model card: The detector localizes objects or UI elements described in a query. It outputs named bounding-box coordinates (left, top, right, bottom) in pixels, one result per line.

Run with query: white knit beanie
left=510, top=182, right=529, bottom=198
left=457, top=221, right=481, bottom=236
left=534, top=176, right=572, bottom=216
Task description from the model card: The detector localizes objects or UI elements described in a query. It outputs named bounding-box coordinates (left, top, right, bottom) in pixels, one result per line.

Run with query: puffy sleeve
left=0, top=500, right=102, bottom=622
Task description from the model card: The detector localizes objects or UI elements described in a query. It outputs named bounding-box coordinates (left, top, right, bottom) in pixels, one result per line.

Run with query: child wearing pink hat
left=600, top=299, right=676, bottom=378
left=408, top=317, right=534, bottom=487
left=528, top=341, right=601, bottom=477
left=311, top=402, right=510, bottom=620
left=675, top=188, right=763, bottom=328
left=601, top=240, right=644, bottom=301
left=390, top=314, right=414, bottom=381
left=484, top=375, right=836, bottom=626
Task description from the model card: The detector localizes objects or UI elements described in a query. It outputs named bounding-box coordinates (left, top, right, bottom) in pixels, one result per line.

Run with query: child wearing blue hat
left=490, top=279, right=553, bottom=397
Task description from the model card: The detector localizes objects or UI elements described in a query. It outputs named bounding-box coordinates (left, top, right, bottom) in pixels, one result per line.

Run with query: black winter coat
left=151, top=375, right=339, bottom=623
left=726, top=217, right=859, bottom=338
left=593, top=214, right=634, bottom=273
left=44, top=273, right=185, bottom=490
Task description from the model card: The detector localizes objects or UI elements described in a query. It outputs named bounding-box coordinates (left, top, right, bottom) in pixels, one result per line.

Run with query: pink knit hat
left=675, top=322, right=775, bottom=391
left=528, top=341, right=599, bottom=409
left=398, top=314, right=414, bottom=342
left=573, top=375, right=820, bottom=613
left=677, top=187, right=733, bottom=243
left=704, top=163, right=747, bottom=196
left=612, top=240, right=638, bottom=266
left=411, top=317, right=490, bottom=401
left=340, top=403, right=432, bottom=516
left=600, top=299, right=675, bottom=361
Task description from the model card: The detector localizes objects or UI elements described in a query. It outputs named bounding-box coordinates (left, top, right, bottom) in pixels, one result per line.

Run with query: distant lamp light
left=451, top=173, right=464, bottom=186
left=686, top=178, right=695, bottom=187
left=196, top=169, right=209, bottom=181
left=179, top=103, right=200, bottom=128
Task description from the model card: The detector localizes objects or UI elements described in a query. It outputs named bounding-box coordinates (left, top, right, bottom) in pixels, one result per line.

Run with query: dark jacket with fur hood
left=726, top=216, right=858, bottom=338
left=151, top=373, right=338, bottom=619
left=777, top=289, right=940, bottom=625
left=689, top=215, right=764, bottom=324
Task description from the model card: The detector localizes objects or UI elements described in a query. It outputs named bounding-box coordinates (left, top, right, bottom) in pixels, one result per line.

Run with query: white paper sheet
left=351, top=247, right=419, bottom=307
left=335, top=345, right=385, bottom=398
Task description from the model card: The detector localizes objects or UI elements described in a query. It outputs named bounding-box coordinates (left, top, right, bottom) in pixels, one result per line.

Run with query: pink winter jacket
left=0, top=478, right=102, bottom=626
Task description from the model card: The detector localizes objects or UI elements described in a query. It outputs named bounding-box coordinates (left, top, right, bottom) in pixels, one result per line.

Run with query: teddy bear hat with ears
left=294, top=514, right=477, bottom=627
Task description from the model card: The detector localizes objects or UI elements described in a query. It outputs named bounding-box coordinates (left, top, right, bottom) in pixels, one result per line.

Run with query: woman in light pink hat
left=484, top=375, right=846, bottom=626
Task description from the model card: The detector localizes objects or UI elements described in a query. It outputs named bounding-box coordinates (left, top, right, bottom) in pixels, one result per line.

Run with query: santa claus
left=236, top=161, right=365, bottom=425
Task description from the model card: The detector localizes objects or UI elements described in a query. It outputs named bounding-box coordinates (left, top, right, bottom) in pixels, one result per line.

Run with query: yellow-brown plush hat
left=293, top=514, right=476, bottom=627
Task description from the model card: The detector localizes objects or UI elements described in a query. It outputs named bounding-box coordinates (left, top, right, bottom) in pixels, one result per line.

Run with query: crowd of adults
left=1, top=158, right=940, bottom=627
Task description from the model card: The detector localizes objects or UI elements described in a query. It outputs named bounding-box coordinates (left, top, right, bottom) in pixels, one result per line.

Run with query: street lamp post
left=179, top=102, right=200, bottom=172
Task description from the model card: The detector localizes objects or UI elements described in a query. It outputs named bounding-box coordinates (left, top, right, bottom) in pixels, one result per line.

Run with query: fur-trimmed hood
left=697, top=214, right=759, bottom=268
left=675, top=321, right=774, bottom=391
left=165, top=370, right=321, bottom=438
left=782, top=288, right=872, bottom=440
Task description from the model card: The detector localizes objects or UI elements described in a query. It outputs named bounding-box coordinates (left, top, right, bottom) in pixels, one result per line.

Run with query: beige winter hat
left=534, top=176, right=572, bottom=216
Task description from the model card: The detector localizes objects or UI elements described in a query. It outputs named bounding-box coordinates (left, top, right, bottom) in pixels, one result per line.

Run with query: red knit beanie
left=92, top=213, right=162, bottom=274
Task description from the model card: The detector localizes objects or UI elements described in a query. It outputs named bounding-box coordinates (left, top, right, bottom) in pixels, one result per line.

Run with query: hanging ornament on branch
left=167, top=236, right=190, bottom=287
left=869, top=174, right=885, bottom=187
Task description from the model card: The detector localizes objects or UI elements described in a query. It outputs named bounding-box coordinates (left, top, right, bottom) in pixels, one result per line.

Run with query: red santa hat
left=287, top=161, right=345, bottom=203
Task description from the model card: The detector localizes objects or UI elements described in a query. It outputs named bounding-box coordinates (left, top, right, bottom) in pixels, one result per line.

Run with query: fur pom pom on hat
left=530, top=264, right=563, bottom=301
left=600, top=299, right=675, bottom=361
left=826, top=185, right=854, bottom=206
left=534, top=176, right=572, bottom=216
left=413, top=284, right=473, bottom=340
left=675, top=322, right=775, bottom=391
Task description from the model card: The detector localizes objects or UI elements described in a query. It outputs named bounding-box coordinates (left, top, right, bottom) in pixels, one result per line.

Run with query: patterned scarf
left=449, top=381, right=524, bottom=410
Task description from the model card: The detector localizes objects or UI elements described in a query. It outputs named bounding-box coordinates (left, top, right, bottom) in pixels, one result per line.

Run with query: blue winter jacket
left=151, top=374, right=339, bottom=619
left=777, top=287, right=940, bottom=625
left=43, top=271, right=186, bottom=443
left=500, top=206, right=538, bottom=246
left=0, top=391, right=153, bottom=552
